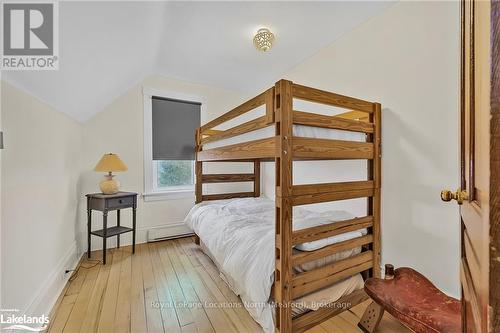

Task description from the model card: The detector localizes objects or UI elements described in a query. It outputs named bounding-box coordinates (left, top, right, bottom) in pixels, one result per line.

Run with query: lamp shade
left=94, top=153, right=128, bottom=172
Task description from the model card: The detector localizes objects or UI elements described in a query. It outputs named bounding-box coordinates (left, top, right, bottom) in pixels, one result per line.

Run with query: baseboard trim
left=80, top=221, right=193, bottom=251
left=23, top=241, right=82, bottom=318
left=145, top=222, right=193, bottom=242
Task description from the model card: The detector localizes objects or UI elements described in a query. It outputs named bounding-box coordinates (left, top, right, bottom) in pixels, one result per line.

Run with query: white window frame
left=143, top=86, right=203, bottom=201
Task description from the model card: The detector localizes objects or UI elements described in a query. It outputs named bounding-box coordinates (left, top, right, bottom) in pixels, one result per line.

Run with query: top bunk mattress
left=203, top=124, right=367, bottom=150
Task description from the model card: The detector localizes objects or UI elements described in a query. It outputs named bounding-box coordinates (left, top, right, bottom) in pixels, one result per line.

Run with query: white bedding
left=184, top=197, right=366, bottom=332
left=203, top=124, right=366, bottom=150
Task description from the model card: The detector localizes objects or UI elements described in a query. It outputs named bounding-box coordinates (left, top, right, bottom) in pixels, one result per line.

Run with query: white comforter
left=184, top=197, right=365, bottom=332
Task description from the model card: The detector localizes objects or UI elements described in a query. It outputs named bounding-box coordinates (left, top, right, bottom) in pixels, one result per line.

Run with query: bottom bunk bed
left=184, top=197, right=370, bottom=333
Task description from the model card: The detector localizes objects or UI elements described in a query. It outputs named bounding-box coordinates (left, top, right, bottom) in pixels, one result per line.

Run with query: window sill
left=143, top=190, right=195, bottom=202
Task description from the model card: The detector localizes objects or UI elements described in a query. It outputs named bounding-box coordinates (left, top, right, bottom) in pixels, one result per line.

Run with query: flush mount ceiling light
left=253, top=28, right=275, bottom=52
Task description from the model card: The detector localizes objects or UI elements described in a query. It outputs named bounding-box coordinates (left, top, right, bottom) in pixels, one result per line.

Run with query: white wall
left=80, top=75, right=248, bottom=251
left=263, top=1, right=461, bottom=296
left=1, top=82, right=83, bottom=316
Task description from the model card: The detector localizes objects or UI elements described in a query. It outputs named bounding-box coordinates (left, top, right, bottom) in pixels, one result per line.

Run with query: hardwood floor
left=48, top=237, right=410, bottom=333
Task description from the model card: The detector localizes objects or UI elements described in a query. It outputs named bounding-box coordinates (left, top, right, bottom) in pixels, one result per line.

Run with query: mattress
left=201, top=240, right=364, bottom=318
left=184, top=197, right=366, bottom=333
left=203, top=124, right=366, bottom=150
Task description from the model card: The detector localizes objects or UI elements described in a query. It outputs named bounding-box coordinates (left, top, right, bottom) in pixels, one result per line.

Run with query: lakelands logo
left=0, top=309, right=49, bottom=331
left=1, top=2, right=59, bottom=70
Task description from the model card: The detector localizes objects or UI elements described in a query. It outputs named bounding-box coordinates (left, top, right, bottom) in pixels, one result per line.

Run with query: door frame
left=489, top=2, right=500, bottom=331
left=461, top=1, right=500, bottom=331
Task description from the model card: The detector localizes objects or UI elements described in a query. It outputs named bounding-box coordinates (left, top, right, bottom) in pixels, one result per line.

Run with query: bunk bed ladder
left=275, top=79, right=294, bottom=332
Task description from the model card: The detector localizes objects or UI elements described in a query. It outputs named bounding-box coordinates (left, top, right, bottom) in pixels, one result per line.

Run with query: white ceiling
left=2, top=1, right=393, bottom=122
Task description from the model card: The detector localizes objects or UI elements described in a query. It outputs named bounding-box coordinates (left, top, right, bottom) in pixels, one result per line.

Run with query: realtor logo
left=0, top=308, right=49, bottom=332
left=1, top=2, right=59, bottom=70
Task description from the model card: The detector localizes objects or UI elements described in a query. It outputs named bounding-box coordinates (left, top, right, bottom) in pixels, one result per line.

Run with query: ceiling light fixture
left=253, top=28, right=275, bottom=52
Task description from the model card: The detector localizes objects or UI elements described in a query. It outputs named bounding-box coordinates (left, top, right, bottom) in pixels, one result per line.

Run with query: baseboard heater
left=146, top=223, right=194, bottom=243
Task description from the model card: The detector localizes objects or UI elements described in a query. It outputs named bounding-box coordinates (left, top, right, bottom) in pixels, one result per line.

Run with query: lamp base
left=99, top=174, right=120, bottom=194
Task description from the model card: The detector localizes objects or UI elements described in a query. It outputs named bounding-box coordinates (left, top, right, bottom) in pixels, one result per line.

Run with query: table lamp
left=94, top=153, right=128, bottom=194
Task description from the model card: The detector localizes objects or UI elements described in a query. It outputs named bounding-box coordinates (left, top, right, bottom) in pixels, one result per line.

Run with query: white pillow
left=293, top=210, right=367, bottom=252
left=295, top=229, right=366, bottom=252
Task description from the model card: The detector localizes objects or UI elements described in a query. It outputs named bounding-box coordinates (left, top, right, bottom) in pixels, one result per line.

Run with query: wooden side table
left=86, top=192, right=137, bottom=264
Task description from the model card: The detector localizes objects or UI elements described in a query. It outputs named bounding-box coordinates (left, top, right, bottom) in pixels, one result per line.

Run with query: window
left=143, top=88, right=202, bottom=201
left=153, top=160, right=195, bottom=191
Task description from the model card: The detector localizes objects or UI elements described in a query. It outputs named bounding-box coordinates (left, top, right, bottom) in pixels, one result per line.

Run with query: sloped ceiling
left=2, top=1, right=393, bottom=122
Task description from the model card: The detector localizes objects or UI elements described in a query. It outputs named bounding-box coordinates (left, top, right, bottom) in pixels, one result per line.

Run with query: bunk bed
left=189, top=79, right=381, bottom=333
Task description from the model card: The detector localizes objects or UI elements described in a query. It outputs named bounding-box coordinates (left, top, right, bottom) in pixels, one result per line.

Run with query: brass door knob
left=441, top=188, right=468, bottom=205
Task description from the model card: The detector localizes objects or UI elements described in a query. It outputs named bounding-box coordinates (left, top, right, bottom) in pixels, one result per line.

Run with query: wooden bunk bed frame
left=194, top=79, right=381, bottom=333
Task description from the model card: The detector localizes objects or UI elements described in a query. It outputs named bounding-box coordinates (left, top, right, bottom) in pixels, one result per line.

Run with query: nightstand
left=86, top=192, right=137, bottom=264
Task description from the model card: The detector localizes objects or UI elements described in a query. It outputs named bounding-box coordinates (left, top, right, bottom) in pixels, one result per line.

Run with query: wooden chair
left=358, top=264, right=461, bottom=333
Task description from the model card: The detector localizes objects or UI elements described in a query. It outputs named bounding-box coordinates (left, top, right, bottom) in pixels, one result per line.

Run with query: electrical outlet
left=62, top=269, right=72, bottom=281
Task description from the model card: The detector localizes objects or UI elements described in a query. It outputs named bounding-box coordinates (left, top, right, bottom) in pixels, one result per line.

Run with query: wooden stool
left=358, top=264, right=461, bottom=333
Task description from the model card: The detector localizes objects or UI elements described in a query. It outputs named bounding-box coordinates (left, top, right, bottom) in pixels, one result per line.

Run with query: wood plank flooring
left=48, top=237, right=410, bottom=333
